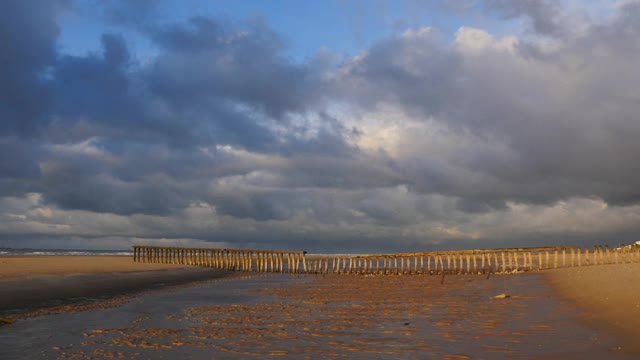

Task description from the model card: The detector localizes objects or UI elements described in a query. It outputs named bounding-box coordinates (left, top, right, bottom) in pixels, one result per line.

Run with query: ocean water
left=0, top=248, right=133, bottom=256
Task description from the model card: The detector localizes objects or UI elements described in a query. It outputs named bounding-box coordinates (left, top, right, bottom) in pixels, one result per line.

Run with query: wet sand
left=544, top=263, right=640, bottom=351
left=4, top=273, right=631, bottom=359
left=0, top=256, right=230, bottom=313
left=1, top=257, right=639, bottom=358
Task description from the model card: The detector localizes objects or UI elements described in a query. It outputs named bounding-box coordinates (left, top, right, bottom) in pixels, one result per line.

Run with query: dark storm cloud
left=99, top=0, right=160, bottom=28
left=4, top=0, right=640, bottom=251
left=485, top=0, right=565, bottom=36
left=145, top=16, right=321, bottom=118
left=0, top=0, right=68, bottom=136
left=334, top=6, right=640, bottom=210
left=52, top=33, right=137, bottom=125
left=337, top=28, right=460, bottom=117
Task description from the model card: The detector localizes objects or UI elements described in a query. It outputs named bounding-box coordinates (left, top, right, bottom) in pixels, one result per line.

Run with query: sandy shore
left=0, top=256, right=230, bottom=313
left=544, top=263, right=640, bottom=351
left=0, top=256, right=186, bottom=281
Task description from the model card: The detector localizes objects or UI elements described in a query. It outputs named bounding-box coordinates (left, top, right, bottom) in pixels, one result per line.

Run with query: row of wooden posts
left=132, top=245, right=640, bottom=275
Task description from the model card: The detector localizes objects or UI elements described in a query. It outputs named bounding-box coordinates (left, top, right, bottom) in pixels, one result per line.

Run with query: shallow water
left=0, top=273, right=635, bottom=359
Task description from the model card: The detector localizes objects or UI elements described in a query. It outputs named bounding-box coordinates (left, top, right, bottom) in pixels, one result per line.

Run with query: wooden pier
left=133, top=244, right=640, bottom=275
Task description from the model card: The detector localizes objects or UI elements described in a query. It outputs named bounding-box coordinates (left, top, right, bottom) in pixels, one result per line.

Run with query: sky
left=1, top=0, right=640, bottom=252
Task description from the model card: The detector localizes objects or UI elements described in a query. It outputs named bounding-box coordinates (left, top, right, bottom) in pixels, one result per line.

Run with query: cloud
left=333, top=5, right=640, bottom=210
left=485, top=0, right=566, bottom=36
left=0, top=0, right=68, bottom=136
left=2, top=2, right=640, bottom=251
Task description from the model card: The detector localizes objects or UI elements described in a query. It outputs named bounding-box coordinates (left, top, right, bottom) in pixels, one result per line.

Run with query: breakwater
left=133, top=245, right=640, bottom=275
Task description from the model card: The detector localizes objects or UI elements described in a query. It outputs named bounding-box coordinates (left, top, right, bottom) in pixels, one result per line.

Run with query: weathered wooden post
left=577, top=248, right=581, bottom=267
left=537, top=251, right=542, bottom=270
left=500, top=252, right=506, bottom=273
left=529, top=252, right=534, bottom=271
left=295, top=253, right=301, bottom=273
left=554, top=250, right=558, bottom=268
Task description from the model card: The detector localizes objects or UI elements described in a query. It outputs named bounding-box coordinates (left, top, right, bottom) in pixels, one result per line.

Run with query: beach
left=0, top=256, right=638, bottom=359
left=544, top=263, right=640, bottom=351
left=0, top=256, right=185, bottom=280
left=0, top=256, right=230, bottom=313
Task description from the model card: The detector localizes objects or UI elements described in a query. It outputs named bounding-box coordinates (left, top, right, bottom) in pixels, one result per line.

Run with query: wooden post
left=585, top=248, right=590, bottom=266
left=501, top=252, right=506, bottom=273
left=510, top=252, right=515, bottom=272
left=537, top=252, right=542, bottom=270
left=529, top=252, right=534, bottom=271
left=577, top=248, right=582, bottom=267
left=554, top=250, right=558, bottom=268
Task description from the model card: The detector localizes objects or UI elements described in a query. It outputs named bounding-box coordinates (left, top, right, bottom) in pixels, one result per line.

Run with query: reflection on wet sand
left=47, top=273, right=633, bottom=360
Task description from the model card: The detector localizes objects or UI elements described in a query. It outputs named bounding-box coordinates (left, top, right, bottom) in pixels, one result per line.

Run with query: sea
left=0, top=248, right=133, bottom=256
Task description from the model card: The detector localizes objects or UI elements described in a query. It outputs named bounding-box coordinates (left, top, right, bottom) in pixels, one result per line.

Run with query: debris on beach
left=491, top=293, right=510, bottom=300
left=0, top=318, right=15, bottom=326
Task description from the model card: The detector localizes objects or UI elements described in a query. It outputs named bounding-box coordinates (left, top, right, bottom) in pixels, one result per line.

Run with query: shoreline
left=0, top=256, right=232, bottom=314
left=0, top=256, right=185, bottom=281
